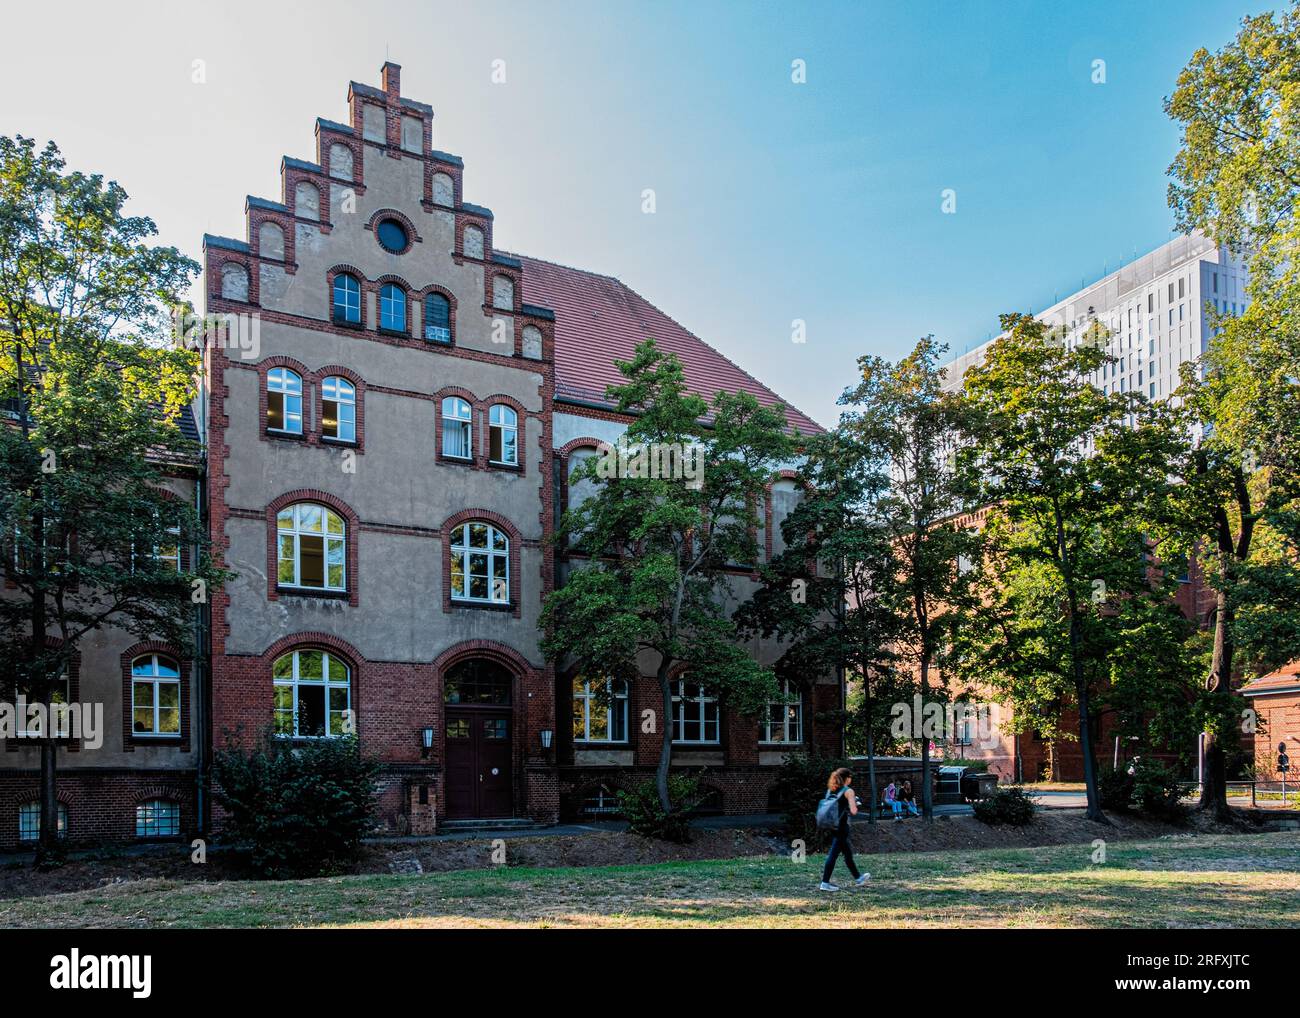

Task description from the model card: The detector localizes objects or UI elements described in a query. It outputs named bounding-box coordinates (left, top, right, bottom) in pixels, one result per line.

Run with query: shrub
left=1098, top=767, right=1136, bottom=812
left=945, top=758, right=990, bottom=773
left=213, top=732, right=380, bottom=878
left=1131, top=758, right=1190, bottom=821
left=972, top=785, right=1037, bottom=826
left=617, top=775, right=703, bottom=843
left=770, top=752, right=853, bottom=846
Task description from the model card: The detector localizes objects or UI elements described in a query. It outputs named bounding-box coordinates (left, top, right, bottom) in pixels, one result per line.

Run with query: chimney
left=381, top=61, right=401, bottom=99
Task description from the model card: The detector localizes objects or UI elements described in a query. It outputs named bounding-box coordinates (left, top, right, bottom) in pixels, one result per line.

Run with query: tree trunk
left=865, top=725, right=878, bottom=825
left=919, top=655, right=934, bottom=819
left=655, top=662, right=674, bottom=814
left=1199, top=588, right=1234, bottom=821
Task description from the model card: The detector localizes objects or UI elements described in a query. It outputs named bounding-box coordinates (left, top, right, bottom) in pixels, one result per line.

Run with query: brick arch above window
left=314, top=363, right=366, bottom=452
left=374, top=276, right=412, bottom=336
left=439, top=509, right=524, bottom=618
left=120, top=640, right=191, bottom=752
left=558, top=437, right=607, bottom=515
left=256, top=356, right=312, bottom=443
left=432, top=639, right=533, bottom=681
left=327, top=266, right=366, bottom=328
left=265, top=490, right=361, bottom=606
left=262, top=630, right=364, bottom=672
left=482, top=394, right=528, bottom=474
left=434, top=386, right=481, bottom=467
left=418, top=284, right=457, bottom=346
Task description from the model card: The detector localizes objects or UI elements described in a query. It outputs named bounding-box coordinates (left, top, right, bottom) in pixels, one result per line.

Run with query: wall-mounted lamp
left=540, top=729, right=554, bottom=750
left=420, top=726, right=436, bottom=757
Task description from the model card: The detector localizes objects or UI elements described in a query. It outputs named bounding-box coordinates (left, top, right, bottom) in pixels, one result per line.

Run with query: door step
left=439, top=818, right=539, bottom=833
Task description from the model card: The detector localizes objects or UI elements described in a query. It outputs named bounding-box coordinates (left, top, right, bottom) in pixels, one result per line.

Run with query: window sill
left=488, top=460, right=521, bottom=472
left=449, top=598, right=513, bottom=612
left=131, top=734, right=183, bottom=742
left=332, top=316, right=365, bottom=330
left=438, top=453, right=474, bottom=466
left=276, top=586, right=350, bottom=601
left=266, top=429, right=307, bottom=442
left=322, top=436, right=359, bottom=449
left=377, top=326, right=409, bottom=338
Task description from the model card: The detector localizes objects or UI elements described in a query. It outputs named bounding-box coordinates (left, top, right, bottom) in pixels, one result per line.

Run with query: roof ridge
left=515, top=251, right=822, bottom=433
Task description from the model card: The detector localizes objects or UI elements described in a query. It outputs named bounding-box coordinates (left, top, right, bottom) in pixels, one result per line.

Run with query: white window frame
left=449, top=522, right=510, bottom=604
left=442, top=397, right=473, bottom=459
left=131, top=654, right=182, bottom=738
left=273, top=649, right=352, bottom=739
left=379, top=283, right=406, bottom=333
left=321, top=376, right=356, bottom=443
left=333, top=273, right=361, bottom=324
left=760, top=680, right=803, bottom=745
left=267, top=367, right=303, bottom=435
left=135, top=799, right=180, bottom=838
left=276, top=503, right=346, bottom=592
left=18, top=668, right=70, bottom=738
left=489, top=404, right=518, bottom=466
left=672, top=680, right=720, bottom=745
left=573, top=676, right=629, bottom=743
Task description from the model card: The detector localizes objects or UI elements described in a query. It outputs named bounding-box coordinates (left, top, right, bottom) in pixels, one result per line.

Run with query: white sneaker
left=854, top=873, right=871, bottom=886
left=818, top=881, right=840, bottom=892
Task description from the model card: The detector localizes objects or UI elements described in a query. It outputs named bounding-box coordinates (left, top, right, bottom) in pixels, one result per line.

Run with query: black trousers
left=821, top=819, right=860, bottom=882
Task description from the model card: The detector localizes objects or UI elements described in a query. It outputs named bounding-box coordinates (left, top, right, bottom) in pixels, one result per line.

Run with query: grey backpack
left=815, top=787, right=846, bottom=830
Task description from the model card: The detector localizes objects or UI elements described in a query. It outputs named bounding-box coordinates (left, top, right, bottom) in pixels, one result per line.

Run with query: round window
left=376, top=218, right=409, bottom=253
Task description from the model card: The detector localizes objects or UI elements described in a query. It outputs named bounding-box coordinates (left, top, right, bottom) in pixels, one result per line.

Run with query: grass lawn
left=1, top=830, right=1296, bottom=929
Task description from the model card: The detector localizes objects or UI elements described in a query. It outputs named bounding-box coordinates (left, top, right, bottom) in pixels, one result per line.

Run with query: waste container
left=961, top=770, right=998, bottom=802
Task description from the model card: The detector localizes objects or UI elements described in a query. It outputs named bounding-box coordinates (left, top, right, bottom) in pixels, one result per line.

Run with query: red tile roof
left=1241, top=660, right=1300, bottom=696
left=514, top=254, right=823, bottom=435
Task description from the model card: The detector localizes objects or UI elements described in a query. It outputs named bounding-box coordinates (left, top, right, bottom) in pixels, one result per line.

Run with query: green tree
left=541, top=339, right=795, bottom=816
left=1165, top=7, right=1300, bottom=816
left=837, top=337, right=982, bottom=819
left=735, top=426, right=907, bottom=818
left=0, top=136, right=221, bottom=866
left=961, top=314, right=1178, bottom=822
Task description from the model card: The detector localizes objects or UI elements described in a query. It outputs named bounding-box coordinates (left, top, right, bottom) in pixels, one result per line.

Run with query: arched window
left=672, top=679, right=719, bottom=745
left=332, top=273, right=361, bottom=324
left=18, top=801, right=66, bottom=842
left=488, top=405, right=518, bottom=466
left=379, top=283, right=406, bottom=333
left=444, top=658, right=512, bottom=704
left=131, top=654, right=181, bottom=736
left=273, top=648, right=352, bottom=738
left=462, top=225, right=484, bottom=260
left=135, top=799, right=180, bottom=838
left=424, top=293, right=452, bottom=344
left=769, top=478, right=801, bottom=560
left=449, top=522, right=509, bottom=604
left=573, top=676, right=628, bottom=743
left=441, top=397, right=472, bottom=459
left=266, top=367, right=303, bottom=435
left=220, top=262, right=249, bottom=301
left=321, top=376, right=356, bottom=443
left=276, top=503, right=346, bottom=591
left=492, top=275, right=514, bottom=311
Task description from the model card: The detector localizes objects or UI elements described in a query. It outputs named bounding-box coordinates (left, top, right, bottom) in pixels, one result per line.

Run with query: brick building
left=194, top=63, right=833, bottom=835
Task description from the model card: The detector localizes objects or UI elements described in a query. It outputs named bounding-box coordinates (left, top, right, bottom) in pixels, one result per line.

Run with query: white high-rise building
left=941, top=231, right=1250, bottom=414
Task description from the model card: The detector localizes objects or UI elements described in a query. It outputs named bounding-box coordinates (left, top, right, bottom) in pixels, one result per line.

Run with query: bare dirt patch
left=0, top=806, right=1265, bottom=902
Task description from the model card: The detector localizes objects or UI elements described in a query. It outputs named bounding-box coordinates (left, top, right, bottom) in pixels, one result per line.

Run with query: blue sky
left=0, top=0, right=1267, bottom=427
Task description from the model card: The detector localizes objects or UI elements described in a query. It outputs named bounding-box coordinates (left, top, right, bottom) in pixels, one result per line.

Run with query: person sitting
left=899, top=778, right=921, bottom=816
left=881, top=778, right=904, bottom=820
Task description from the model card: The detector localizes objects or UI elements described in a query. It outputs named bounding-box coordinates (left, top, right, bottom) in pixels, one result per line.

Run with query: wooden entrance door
left=443, top=658, right=515, bottom=819
left=444, top=710, right=513, bottom=818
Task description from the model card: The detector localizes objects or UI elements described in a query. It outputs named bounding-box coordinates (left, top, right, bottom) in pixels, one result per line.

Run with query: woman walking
left=819, top=767, right=870, bottom=892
